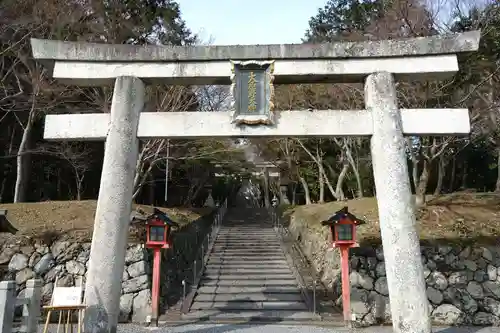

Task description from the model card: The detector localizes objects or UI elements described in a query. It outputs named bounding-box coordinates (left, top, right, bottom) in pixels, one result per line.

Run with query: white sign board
left=52, top=286, right=82, bottom=306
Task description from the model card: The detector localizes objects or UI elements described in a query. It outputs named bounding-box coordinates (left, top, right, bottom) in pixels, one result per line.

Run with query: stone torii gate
left=31, top=31, right=479, bottom=333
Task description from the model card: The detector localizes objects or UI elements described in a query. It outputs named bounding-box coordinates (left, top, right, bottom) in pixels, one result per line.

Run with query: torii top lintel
left=31, top=31, right=480, bottom=63
left=30, top=31, right=481, bottom=86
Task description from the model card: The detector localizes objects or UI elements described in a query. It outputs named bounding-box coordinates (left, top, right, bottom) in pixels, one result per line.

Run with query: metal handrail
left=271, top=206, right=318, bottom=316
left=181, top=198, right=228, bottom=306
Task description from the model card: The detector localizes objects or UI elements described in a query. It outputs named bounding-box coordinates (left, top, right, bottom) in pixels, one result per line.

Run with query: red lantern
left=145, top=218, right=171, bottom=249
left=321, top=207, right=365, bottom=326
left=143, top=208, right=178, bottom=326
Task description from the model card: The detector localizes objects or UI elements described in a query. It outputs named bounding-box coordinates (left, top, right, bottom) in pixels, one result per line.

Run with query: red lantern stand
left=321, top=207, right=365, bottom=326
left=144, top=217, right=172, bottom=327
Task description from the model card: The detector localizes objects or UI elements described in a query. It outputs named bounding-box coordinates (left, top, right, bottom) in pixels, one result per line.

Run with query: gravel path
left=33, top=324, right=500, bottom=333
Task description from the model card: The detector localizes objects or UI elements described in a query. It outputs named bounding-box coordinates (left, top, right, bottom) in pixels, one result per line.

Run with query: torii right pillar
left=367, top=72, right=430, bottom=333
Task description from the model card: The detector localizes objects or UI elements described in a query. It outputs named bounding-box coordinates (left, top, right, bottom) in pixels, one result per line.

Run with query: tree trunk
left=291, top=183, right=297, bottom=205
left=449, top=156, right=456, bottom=192
left=298, top=175, right=311, bottom=205
left=323, top=162, right=341, bottom=200
left=460, top=160, right=468, bottom=190
left=344, top=142, right=363, bottom=197
left=434, top=155, right=445, bottom=196
left=0, top=128, right=16, bottom=202
left=263, top=168, right=270, bottom=207
left=14, top=117, right=34, bottom=203
left=318, top=167, right=325, bottom=204
left=76, top=176, right=84, bottom=201
left=495, top=148, right=500, bottom=193
left=335, top=161, right=349, bottom=201
left=415, top=160, right=430, bottom=206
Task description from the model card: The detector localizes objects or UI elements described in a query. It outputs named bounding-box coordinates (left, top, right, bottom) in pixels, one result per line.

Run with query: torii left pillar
left=84, top=76, right=145, bottom=333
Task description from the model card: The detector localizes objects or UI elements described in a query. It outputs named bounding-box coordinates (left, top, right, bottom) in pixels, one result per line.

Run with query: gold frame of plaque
left=230, top=60, right=275, bottom=125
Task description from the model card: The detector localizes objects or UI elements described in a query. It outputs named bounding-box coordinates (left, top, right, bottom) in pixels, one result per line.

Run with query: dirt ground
left=289, top=191, right=500, bottom=246
left=0, top=200, right=212, bottom=245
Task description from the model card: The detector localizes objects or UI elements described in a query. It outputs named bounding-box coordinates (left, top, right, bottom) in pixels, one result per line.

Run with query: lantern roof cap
left=321, top=206, right=366, bottom=226
left=151, top=208, right=180, bottom=228
left=0, top=210, right=18, bottom=234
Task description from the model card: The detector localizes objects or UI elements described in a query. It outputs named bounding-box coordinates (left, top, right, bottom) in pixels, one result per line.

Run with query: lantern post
left=144, top=208, right=179, bottom=326
left=321, top=206, right=365, bottom=326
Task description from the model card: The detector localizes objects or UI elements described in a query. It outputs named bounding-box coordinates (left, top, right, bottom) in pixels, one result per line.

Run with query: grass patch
left=288, top=192, right=500, bottom=246
left=0, top=200, right=213, bottom=245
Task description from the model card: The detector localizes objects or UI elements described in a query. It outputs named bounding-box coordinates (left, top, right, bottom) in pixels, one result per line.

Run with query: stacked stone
left=0, top=241, right=151, bottom=322
left=346, top=245, right=500, bottom=326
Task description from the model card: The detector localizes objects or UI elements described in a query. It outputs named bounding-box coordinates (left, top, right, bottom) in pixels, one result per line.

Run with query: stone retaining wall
left=0, top=213, right=213, bottom=323
left=288, top=215, right=500, bottom=326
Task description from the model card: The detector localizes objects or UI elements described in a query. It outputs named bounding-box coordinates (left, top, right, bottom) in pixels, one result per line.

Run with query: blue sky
left=177, top=0, right=328, bottom=45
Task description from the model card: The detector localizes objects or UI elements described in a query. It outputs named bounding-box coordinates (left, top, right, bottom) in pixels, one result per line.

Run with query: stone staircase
left=184, top=208, right=313, bottom=321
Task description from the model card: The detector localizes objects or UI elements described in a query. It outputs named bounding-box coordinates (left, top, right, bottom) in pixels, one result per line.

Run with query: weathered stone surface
left=369, top=291, right=391, bottom=322
left=482, top=248, right=493, bottom=262
left=41, top=282, right=54, bottom=303
left=45, top=264, right=64, bottom=282
left=487, top=265, right=497, bottom=281
left=431, top=304, right=465, bottom=325
left=374, top=277, right=388, bottom=296
left=28, top=252, right=41, bottom=268
left=132, top=289, right=151, bottom=323
left=15, top=268, right=34, bottom=285
left=466, top=281, right=484, bottom=299
left=122, top=270, right=129, bottom=282
left=127, top=260, right=147, bottom=278
left=35, top=253, right=55, bottom=275
left=484, top=281, right=500, bottom=298
left=119, top=293, right=134, bottom=322
left=473, top=312, right=495, bottom=325
left=375, top=247, right=384, bottom=261
left=350, top=288, right=370, bottom=315
left=448, top=271, right=468, bottom=286
left=66, top=260, right=86, bottom=275
left=31, top=31, right=481, bottom=64
left=125, top=245, right=146, bottom=264
left=375, top=262, right=386, bottom=277
left=58, top=274, right=74, bottom=287
left=0, top=247, right=16, bottom=265
left=428, top=271, right=448, bottom=290
left=122, top=275, right=149, bottom=294
left=483, top=297, right=500, bottom=316
left=463, top=260, right=477, bottom=271
left=474, top=270, right=486, bottom=282
left=427, top=287, right=443, bottom=305
left=350, top=271, right=374, bottom=290
left=51, top=240, right=70, bottom=258
left=8, top=253, right=28, bottom=271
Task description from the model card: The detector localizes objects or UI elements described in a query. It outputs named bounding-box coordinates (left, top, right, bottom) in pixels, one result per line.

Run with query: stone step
left=214, top=243, right=279, bottom=246
left=212, top=244, right=282, bottom=248
left=207, top=261, right=289, bottom=267
left=208, top=255, right=285, bottom=260
left=182, top=309, right=315, bottom=321
left=208, top=256, right=287, bottom=265
left=212, top=244, right=281, bottom=247
left=194, top=293, right=304, bottom=302
left=208, top=256, right=286, bottom=261
left=197, top=286, right=301, bottom=294
left=190, top=301, right=308, bottom=311
left=200, top=279, right=298, bottom=286
left=204, top=268, right=292, bottom=274
left=211, top=248, right=283, bottom=253
left=210, top=252, right=283, bottom=256
left=215, top=238, right=278, bottom=240
left=205, top=264, right=291, bottom=270
left=203, top=274, right=296, bottom=280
